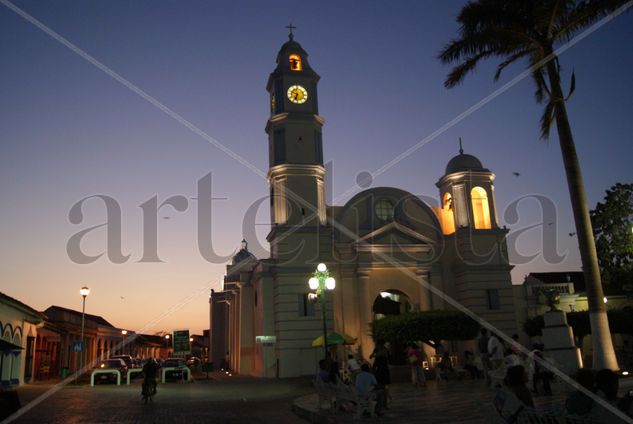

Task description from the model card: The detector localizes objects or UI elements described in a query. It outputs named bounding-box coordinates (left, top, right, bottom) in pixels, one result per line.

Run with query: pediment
left=354, top=222, right=434, bottom=246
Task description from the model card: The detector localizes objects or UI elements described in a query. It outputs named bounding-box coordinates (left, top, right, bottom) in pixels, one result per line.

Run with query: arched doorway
left=372, top=290, right=413, bottom=365
left=372, top=290, right=413, bottom=320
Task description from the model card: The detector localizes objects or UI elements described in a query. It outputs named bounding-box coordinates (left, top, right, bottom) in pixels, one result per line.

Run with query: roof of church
left=267, top=34, right=319, bottom=87
left=277, top=35, right=307, bottom=61
left=232, top=248, right=256, bottom=265
left=445, top=152, right=487, bottom=174
left=231, top=240, right=256, bottom=265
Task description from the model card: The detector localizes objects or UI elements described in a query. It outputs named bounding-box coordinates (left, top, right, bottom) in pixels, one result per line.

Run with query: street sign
left=72, top=340, right=83, bottom=352
left=172, top=330, right=191, bottom=356
left=255, top=335, right=276, bottom=346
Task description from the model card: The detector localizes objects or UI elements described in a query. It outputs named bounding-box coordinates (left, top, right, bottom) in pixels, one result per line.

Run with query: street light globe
left=80, top=286, right=90, bottom=297
left=165, top=334, right=170, bottom=339
left=325, top=277, right=336, bottom=290
left=189, top=337, right=194, bottom=342
left=121, top=330, right=128, bottom=335
left=317, top=263, right=327, bottom=272
left=308, top=277, right=319, bottom=290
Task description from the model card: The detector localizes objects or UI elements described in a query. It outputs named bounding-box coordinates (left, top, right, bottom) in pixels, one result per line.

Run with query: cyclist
left=142, top=359, right=158, bottom=402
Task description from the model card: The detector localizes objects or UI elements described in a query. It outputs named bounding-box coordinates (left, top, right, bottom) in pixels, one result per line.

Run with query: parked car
left=162, top=358, right=188, bottom=381
left=110, top=355, right=135, bottom=369
left=186, top=357, right=201, bottom=368
left=94, top=359, right=128, bottom=384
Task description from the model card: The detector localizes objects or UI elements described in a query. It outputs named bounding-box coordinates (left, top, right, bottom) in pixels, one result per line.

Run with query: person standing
left=407, top=343, right=426, bottom=387
left=478, top=328, right=492, bottom=385
left=370, top=340, right=391, bottom=406
left=488, top=332, right=504, bottom=370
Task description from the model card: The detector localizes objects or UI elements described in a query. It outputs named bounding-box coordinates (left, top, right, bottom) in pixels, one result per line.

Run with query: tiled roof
left=0, top=291, right=45, bottom=320
left=44, top=305, right=115, bottom=327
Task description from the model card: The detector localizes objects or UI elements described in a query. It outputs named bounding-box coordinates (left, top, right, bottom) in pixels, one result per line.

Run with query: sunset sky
left=1, top=1, right=631, bottom=334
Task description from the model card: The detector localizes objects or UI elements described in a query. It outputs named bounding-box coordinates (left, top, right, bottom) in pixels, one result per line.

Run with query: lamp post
left=78, top=286, right=90, bottom=382
left=121, top=330, right=128, bottom=355
left=308, top=263, right=336, bottom=360
left=164, top=334, right=170, bottom=357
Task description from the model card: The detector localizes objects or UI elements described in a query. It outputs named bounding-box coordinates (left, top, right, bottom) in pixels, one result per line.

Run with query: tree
left=370, top=310, right=480, bottom=349
left=438, top=0, right=631, bottom=370
left=523, top=308, right=633, bottom=349
left=591, top=183, right=633, bottom=294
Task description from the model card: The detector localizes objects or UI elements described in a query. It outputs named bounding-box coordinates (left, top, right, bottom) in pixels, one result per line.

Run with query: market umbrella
left=311, top=332, right=356, bottom=347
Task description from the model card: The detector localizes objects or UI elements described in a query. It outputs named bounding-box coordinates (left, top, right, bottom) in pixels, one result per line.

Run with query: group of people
left=495, top=364, right=633, bottom=422
left=477, top=328, right=554, bottom=393
left=317, top=340, right=392, bottom=416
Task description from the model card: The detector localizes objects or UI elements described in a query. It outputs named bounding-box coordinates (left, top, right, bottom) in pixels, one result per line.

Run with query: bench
left=314, top=378, right=376, bottom=418
left=333, top=383, right=376, bottom=419
left=314, top=378, right=337, bottom=410
left=488, top=366, right=507, bottom=387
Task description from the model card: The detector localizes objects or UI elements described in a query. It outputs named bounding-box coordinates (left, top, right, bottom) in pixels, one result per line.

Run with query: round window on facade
left=375, top=198, right=395, bottom=221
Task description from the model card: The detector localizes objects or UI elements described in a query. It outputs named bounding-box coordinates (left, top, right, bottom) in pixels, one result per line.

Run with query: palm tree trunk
left=545, top=57, right=618, bottom=371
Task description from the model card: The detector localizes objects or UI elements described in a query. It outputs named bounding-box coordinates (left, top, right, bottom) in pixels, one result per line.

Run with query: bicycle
left=141, top=378, right=157, bottom=404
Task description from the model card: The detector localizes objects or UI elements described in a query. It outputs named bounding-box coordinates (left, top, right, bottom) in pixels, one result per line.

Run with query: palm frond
left=444, top=50, right=494, bottom=88
left=494, top=48, right=533, bottom=81
left=438, top=30, right=511, bottom=64
left=531, top=65, right=551, bottom=104
left=539, top=99, right=557, bottom=140
left=555, top=0, right=632, bottom=43
left=565, top=70, right=576, bottom=101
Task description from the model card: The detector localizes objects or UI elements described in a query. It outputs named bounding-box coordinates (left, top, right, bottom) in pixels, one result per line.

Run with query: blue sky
left=1, top=0, right=631, bottom=333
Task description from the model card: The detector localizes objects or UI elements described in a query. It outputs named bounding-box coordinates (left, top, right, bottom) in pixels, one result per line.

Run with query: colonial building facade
left=210, top=35, right=517, bottom=378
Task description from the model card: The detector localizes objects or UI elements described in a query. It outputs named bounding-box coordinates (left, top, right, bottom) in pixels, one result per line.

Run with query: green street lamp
left=308, top=263, right=336, bottom=360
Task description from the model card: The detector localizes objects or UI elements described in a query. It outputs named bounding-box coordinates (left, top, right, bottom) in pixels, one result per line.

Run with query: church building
left=209, top=34, right=517, bottom=378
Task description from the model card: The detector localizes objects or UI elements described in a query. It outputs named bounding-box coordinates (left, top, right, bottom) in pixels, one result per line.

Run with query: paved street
left=7, top=372, right=313, bottom=424
left=294, top=378, right=567, bottom=423
left=8, top=372, right=631, bottom=423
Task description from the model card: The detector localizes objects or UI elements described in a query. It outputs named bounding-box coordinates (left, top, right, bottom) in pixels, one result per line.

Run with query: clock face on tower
left=287, top=85, right=308, bottom=104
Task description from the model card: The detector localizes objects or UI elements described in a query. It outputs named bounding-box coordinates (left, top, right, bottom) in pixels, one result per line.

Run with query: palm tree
left=439, top=0, right=631, bottom=370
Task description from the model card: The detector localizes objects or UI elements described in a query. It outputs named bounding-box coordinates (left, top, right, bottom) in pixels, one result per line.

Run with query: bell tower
left=435, top=142, right=517, bottom=336
left=266, top=31, right=327, bottom=259
left=436, top=142, right=499, bottom=234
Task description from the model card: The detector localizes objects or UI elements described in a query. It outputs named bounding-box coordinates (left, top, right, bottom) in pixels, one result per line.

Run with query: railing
left=528, top=283, right=575, bottom=297
left=161, top=367, right=190, bottom=383
left=126, top=368, right=143, bottom=385
left=90, top=369, right=121, bottom=386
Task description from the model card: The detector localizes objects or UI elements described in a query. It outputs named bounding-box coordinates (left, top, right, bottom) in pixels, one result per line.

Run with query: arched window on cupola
left=471, top=186, right=491, bottom=229
left=289, top=54, right=302, bottom=71
left=439, top=192, right=455, bottom=234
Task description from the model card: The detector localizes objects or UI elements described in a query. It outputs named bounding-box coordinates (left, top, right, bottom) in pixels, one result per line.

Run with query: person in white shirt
left=488, top=333, right=504, bottom=369
left=347, top=354, right=360, bottom=372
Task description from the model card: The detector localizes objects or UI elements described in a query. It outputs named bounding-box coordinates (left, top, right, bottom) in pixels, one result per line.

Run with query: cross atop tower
left=459, top=137, right=464, bottom=155
left=285, top=23, right=296, bottom=40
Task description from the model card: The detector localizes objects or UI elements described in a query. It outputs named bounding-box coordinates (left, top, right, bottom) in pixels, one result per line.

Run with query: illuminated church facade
left=209, top=34, right=517, bottom=378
